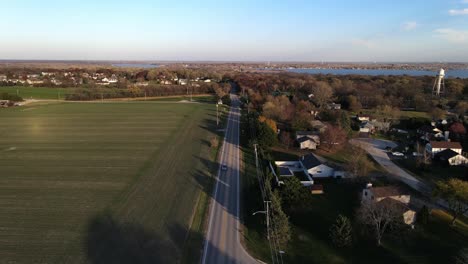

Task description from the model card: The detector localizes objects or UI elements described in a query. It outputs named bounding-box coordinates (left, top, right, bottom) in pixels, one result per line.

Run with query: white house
left=357, top=115, right=370, bottom=122
left=300, top=154, right=334, bottom=178
left=425, top=141, right=463, bottom=158
left=436, top=149, right=468, bottom=166
left=178, top=79, right=188, bottom=85
left=297, top=137, right=318, bottom=150
left=296, top=131, right=320, bottom=150
left=108, top=74, right=118, bottom=83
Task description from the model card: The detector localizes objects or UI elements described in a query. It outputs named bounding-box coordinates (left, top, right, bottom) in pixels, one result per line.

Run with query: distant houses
left=425, top=141, right=462, bottom=158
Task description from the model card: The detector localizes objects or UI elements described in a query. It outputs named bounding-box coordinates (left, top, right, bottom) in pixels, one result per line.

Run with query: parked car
left=221, top=164, right=228, bottom=171
left=392, top=152, right=404, bottom=157
left=412, top=152, right=423, bottom=157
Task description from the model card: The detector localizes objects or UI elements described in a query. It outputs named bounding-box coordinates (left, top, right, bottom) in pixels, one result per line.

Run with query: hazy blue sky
left=1, top=0, right=468, bottom=61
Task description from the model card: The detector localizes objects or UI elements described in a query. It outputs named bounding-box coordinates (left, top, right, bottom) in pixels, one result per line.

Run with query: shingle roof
left=429, top=141, right=462, bottom=149
left=301, top=154, right=322, bottom=169
left=436, top=149, right=459, bottom=160
left=372, top=186, right=409, bottom=198
left=297, top=136, right=312, bottom=143
left=296, top=131, right=316, bottom=136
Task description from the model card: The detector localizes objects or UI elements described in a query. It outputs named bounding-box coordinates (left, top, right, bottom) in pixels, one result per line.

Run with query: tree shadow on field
left=86, top=213, right=179, bottom=264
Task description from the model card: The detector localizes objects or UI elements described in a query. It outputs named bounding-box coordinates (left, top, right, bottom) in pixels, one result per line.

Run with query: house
left=27, top=74, right=40, bottom=78
left=203, top=79, right=212, bottom=83
left=108, top=74, right=118, bottom=83
left=161, top=80, right=172, bottom=85
left=0, top=100, right=10, bottom=107
left=178, top=79, right=188, bottom=85
left=361, top=183, right=415, bottom=226
left=361, top=184, right=411, bottom=204
left=296, top=131, right=320, bottom=150
left=327, top=103, right=341, bottom=110
left=135, top=82, right=149, bottom=87
left=0, top=75, right=7, bottom=81
left=297, top=137, right=319, bottom=150
left=435, top=149, right=468, bottom=166
left=425, top=141, right=463, bottom=158
left=356, top=115, right=370, bottom=122
left=378, top=198, right=416, bottom=226
left=300, top=154, right=334, bottom=178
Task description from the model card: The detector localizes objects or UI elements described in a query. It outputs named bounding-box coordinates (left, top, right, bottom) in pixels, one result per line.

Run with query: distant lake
left=287, top=68, right=468, bottom=78
left=112, top=63, right=159, bottom=69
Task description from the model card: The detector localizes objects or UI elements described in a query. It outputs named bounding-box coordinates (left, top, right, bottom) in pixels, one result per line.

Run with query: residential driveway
left=349, top=138, right=432, bottom=195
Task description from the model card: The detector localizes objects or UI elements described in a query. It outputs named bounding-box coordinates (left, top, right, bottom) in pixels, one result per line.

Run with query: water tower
left=432, top=68, right=446, bottom=96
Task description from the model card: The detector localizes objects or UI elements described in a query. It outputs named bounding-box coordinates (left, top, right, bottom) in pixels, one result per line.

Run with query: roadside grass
left=182, top=98, right=229, bottom=264
left=0, top=101, right=217, bottom=263
left=0, top=86, right=72, bottom=99
left=394, top=158, right=466, bottom=186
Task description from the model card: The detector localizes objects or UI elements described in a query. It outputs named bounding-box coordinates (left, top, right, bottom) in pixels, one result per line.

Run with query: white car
left=392, top=152, right=404, bottom=157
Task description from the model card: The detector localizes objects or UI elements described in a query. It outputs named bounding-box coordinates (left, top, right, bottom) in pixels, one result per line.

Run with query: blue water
left=112, top=63, right=159, bottom=69
left=287, top=68, right=468, bottom=78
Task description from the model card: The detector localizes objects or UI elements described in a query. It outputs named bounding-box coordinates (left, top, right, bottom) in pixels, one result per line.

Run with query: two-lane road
left=202, top=94, right=257, bottom=264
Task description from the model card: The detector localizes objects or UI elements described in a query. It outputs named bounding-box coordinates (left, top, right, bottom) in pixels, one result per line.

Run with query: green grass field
left=0, top=100, right=218, bottom=263
left=0, top=86, right=72, bottom=99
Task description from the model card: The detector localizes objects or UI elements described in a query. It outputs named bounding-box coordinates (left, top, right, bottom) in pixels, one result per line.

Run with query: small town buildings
left=425, top=141, right=463, bottom=158
left=326, top=103, right=341, bottom=110
left=108, top=74, right=118, bottom=83
left=300, top=154, right=334, bottom=178
left=0, top=100, right=10, bottom=107
left=0, top=74, right=7, bottom=81
left=178, top=79, right=188, bottom=85
left=356, top=115, right=370, bottom=122
left=296, top=131, right=320, bottom=150
left=435, top=149, right=468, bottom=166
left=361, top=184, right=411, bottom=204
left=361, top=183, right=416, bottom=226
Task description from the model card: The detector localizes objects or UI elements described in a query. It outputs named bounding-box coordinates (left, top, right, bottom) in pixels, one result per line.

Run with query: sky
left=1, top=0, right=468, bottom=62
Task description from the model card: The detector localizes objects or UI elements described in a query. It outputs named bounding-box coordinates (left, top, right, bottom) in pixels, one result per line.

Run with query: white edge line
left=201, top=104, right=232, bottom=264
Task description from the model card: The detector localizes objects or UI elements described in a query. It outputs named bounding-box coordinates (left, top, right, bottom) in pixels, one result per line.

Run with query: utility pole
left=216, top=103, right=219, bottom=126
left=252, top=200, right=271, bottom=240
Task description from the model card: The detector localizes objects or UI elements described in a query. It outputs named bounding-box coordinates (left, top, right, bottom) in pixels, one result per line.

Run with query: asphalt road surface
left=202, top=94, right=258, bottom=264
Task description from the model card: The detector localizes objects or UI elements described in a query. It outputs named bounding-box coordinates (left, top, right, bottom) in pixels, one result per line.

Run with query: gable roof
left=436, top=149, right=460, bottom=160
left=297, top=136, right=313, bottom=143
left=371, top=186, right=410, bottom=198
left=296, top=131, right=316, bottom=136
left=377, top=197, right=412, bottom=212
left=429, top=141, right=462, bottom=150
left=300, top=154, right=322, bottom=169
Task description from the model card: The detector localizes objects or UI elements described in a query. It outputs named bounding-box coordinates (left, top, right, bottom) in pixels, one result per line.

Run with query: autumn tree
left=433, top=179, right=468, bottom=225
left=310, top=81, right=333, bottom=108
left=430, top=107, right=446, bottom=120
left=346, top=95, right=362, bottom=112
left=346, top=146, right=372, bottom=179
left=258, top=115, right=278, bottom=133
left=455, top=101, right=468, bottom=117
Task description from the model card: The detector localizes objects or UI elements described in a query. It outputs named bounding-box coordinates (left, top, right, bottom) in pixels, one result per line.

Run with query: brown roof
left=377, top=198, right=412, bottom=212
left=371, top=186, right=409, bottom=198
left=429, top=141, right=462, bottom=149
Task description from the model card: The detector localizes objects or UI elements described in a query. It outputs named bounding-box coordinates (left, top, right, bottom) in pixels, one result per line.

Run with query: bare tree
left=346, top=145, right=372, bottom=178
left=357, top=200, right=402, bottom=246
left=321, top=124, right=347, bottom=151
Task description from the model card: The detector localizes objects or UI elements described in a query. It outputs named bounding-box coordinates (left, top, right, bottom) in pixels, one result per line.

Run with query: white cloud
left=448, top=8, right=468, bottom=15
left=402, top=21, right=418, bottom=31
left=434, top=28, right=468, bottom=43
